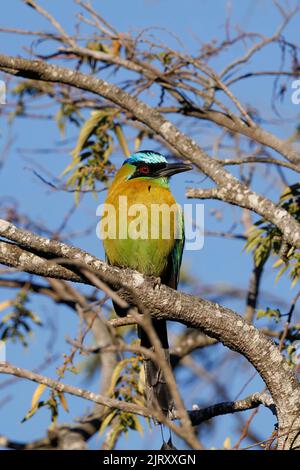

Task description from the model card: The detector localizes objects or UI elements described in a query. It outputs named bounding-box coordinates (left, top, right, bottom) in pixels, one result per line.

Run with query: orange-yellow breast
left=100, top=166, right=180, bottom=276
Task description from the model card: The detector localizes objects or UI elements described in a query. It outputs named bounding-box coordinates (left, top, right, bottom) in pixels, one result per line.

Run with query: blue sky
left=0, top=0, right=300, bottom=450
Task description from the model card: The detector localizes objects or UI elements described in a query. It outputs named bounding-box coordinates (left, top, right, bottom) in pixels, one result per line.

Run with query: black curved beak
left=154, top=162, right=193, bottom=177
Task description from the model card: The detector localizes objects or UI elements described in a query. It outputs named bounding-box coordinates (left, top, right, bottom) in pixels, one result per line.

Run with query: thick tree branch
left=0, top=220, right=300, bottom=449
left=1, top=55, right=300, bottom=249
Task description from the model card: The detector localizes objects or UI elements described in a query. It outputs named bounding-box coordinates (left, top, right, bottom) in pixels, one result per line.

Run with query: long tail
left=138, top=319, right=173, bottom=414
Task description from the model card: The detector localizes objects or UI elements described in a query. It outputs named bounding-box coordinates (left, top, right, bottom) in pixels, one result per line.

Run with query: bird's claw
left=149, top=275, right=161, bottom=290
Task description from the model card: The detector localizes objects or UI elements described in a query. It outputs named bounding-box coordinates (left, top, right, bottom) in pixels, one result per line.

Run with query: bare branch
left=184, top=391, right=276, bottom=426
left=23, top=0, right=76, bottom=47
left=0, top=220, right=300, bottom=448
left=1, top=55, right=300, bottom=248
left=0, top=361, right=202, bottom=449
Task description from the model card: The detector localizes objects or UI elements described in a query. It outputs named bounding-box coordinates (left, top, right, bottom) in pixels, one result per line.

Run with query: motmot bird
left=102, top=150, right=192, bottom=413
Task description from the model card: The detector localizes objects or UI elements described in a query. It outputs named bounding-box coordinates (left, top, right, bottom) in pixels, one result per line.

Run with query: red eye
left=139, top=166, right=150, bottom=174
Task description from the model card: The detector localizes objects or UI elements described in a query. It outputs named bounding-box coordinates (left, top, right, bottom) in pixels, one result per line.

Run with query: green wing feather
left=172, top=207, right=185, bottom=288
left=163, top=205, right=184, bottom=289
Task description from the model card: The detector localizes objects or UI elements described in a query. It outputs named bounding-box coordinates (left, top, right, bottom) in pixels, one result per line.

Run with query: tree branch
left=185, top=391, right=276, bottom=426
left=0, top=361, right=150, bottom=416
left=0, top=219, right=300, bottom=448
left=0, top=361, right=203, bottom=449
left=1, top=55, right=300, bottom=249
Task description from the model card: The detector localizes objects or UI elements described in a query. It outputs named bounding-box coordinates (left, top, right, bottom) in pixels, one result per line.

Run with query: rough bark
left=1, top=55, right=300, bottom=249
left=1, top=219, right=300, bottom=449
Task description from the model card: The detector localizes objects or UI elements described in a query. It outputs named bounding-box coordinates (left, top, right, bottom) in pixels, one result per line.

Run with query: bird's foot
left=148, top=275, right=161, bottom=290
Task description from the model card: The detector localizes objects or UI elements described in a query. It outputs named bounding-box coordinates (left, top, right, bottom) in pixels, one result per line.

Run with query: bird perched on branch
left=101, top=150, right=192, bottom=414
